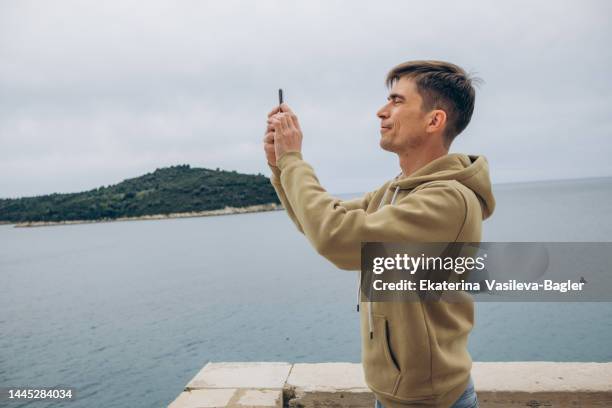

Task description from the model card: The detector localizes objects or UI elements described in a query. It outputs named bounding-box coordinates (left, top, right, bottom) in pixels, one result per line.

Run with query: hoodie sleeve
left=269, top=162, right=375, bottom=235
left=277, top=152, right=467, bottom=270
left=269, top=163, right=305, bottom=233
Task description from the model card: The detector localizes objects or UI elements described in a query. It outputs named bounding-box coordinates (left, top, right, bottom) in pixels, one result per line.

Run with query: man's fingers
left=288, top=114, right=300, bottom=131
left=279, top=115, right=291, bottom=132
left=268, top=106, right=281, bottom=118
left=268, top=106, right=300, bottom=137
left=278, top=112, right=299, bottom=131
left=279, top=103, right=293, bottom=114
left=277, top=104, right=301, bottom=130
left=270, top=117, right=282, bottom=134
left=263, top=132, right=274, bottom=143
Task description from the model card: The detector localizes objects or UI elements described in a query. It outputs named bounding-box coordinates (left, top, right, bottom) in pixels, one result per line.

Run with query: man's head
left=377, top=60, right=478, bottom=153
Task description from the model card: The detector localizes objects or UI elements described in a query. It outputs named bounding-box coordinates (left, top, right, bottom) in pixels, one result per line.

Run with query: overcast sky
left=1, top=0, right=611, bottom=198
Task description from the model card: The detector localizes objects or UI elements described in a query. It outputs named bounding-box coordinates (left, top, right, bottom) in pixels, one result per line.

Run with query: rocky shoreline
left=11, top=203, right=283, bottom=228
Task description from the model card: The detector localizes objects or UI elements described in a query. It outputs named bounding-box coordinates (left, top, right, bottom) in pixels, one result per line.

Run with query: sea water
left=1, top=177, right=611, bottom=407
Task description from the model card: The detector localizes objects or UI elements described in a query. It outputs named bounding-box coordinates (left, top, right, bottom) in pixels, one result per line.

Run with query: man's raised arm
left=276, top=151, right=466, bottom=270
left=264, top=104, right=374, bottom=235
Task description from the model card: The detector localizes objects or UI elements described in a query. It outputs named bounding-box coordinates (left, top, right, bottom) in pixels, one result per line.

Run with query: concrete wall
left=169, top=362, right=612, bottom=408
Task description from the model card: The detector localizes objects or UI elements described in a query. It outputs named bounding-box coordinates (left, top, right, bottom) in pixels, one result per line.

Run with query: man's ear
left=426, top=109, right=447, bottom=133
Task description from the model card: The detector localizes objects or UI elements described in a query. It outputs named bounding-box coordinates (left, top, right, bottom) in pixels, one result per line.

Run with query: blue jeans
left=374, top=376, right=478, bottom=408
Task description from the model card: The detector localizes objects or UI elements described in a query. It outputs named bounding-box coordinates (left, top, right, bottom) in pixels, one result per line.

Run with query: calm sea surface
left=1, top=177, right=611, bottom=407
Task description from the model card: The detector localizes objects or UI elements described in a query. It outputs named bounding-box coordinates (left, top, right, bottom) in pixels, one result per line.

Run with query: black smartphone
left=278, top=88, right=283, bottom=109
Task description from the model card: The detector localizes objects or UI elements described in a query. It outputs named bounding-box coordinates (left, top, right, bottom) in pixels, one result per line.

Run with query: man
left=263, top=60, right=495, bottom=408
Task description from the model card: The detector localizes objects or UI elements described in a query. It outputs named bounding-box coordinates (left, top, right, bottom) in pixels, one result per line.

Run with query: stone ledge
left=472, top=362, right=612, bottom=392
left=169, top=388, right=283, bottom=408
left=186, top=362, right=292, bottom=390
left=169, top=362, right=612, bottom=408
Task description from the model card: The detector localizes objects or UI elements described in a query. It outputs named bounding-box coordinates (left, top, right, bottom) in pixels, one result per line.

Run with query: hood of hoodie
left=386, top=153, right=495, bottom=220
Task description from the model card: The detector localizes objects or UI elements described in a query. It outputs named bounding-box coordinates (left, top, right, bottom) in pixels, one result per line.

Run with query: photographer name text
left=373, top=279, right=585, bottom=293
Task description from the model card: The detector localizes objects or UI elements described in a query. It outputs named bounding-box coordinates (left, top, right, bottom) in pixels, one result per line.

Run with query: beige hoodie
left=269, top=151, right=495, bottom=408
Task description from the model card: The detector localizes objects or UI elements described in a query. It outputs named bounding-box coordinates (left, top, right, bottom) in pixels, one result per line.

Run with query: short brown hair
left=386, top=60, right=479, bottom=145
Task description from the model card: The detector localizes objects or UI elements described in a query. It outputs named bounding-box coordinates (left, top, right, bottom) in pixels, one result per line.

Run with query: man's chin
left=379, top=138, right=394, bottom=153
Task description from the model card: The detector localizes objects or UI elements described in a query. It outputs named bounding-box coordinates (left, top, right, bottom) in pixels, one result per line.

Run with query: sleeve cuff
left=268, top=163, right=282, bottom=179
left=277, top=151, right=303, bottom=170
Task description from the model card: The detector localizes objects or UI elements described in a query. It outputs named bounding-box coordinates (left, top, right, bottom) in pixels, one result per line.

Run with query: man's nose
left=377, top=104, right=389, bottom=119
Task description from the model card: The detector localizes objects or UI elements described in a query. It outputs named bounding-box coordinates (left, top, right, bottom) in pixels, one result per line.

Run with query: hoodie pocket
left=363, top=314, right=401, bottom=394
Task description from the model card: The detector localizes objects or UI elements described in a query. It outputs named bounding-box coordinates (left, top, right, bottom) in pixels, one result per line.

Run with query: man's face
left=376, top=77, right=429, bottom=154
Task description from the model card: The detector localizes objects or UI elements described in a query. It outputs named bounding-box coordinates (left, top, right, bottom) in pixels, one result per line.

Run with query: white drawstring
left=390, top=185, right=400, bottom=205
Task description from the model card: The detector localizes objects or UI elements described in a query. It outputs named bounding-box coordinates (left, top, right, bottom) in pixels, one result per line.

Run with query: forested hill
left=0, top=165, right=280, bottom=223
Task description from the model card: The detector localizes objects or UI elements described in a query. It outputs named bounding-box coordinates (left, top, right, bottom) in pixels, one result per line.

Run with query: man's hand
left=263, top=129, right=277, bottom=167
left=263, top=105, right=281, bottom=166
left=264, top=103, right=303, bottom=166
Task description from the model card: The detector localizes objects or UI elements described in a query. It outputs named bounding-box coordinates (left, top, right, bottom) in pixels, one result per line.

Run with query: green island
left=0, top=165, right=281, bottom=227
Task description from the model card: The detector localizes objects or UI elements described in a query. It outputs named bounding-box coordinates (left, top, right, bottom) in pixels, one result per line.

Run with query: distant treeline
left=0, top=165, right=280, bottom=223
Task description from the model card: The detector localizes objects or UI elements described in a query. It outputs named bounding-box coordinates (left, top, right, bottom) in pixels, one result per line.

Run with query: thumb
left=279, top=103, right=294, bottom=114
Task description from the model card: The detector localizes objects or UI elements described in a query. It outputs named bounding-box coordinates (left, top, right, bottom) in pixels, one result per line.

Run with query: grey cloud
left=0, top=0, right=611, bottom=198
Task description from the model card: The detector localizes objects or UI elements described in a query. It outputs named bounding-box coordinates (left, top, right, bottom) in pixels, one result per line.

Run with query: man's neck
left=398, top=147, right=448, bottom=178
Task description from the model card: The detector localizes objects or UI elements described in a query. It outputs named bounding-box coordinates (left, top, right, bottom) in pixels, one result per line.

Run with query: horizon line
left=332, top=175, right=612, bottom=197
